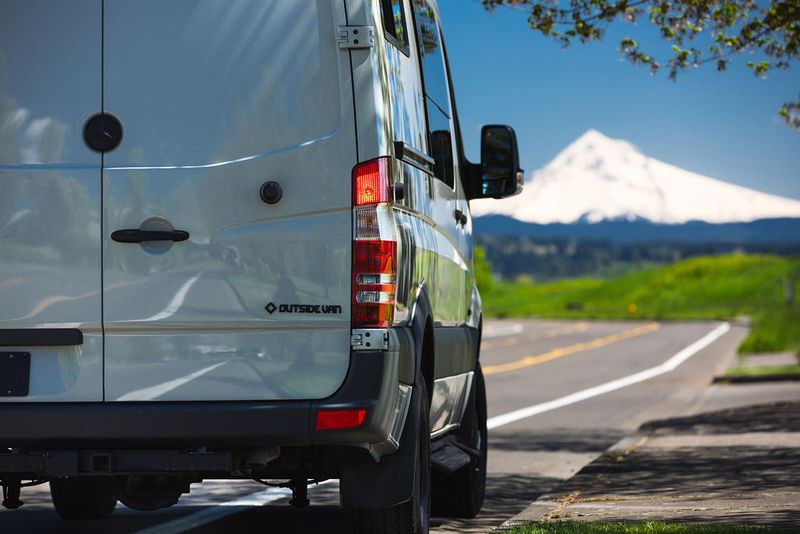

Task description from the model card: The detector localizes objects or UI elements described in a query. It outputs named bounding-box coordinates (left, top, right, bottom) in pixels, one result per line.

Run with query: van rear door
left=102, top=1, right=355, bottom=401
left=0, top=1, right=103, bottom=402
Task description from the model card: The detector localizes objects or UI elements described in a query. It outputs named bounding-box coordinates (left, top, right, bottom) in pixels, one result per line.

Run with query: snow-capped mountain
left=470, top=129, right=800, bottom=224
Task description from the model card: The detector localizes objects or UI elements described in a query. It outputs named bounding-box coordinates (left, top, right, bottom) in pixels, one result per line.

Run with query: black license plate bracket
left=0, top=352, right=31, bottom=397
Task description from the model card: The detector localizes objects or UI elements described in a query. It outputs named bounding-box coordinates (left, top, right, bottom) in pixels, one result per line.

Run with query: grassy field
left=506, top=521, right=790, bottom=533
left=482, top=254, right=800, bottom=357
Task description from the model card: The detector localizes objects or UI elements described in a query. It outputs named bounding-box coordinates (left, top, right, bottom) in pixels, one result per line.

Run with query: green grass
left=738, top=307, right=800, bottom=355
left=506, top=521, right=793, bottom=533
left=483, top=254, right=800, bottom=356
left=723, top=365, right=800, bottom=379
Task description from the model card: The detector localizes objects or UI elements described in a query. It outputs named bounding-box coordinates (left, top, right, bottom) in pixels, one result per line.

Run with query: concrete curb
left=493, top=434, right=648, bottom=531
left=493, top=501, right=560, bottom=532
left=494, top=400, right=800, bottom=531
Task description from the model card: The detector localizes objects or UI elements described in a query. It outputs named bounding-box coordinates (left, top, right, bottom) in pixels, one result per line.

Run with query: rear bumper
left=0, top=334, right=421, bottom=509
left=0, top=349, right=408, bottom=451
left=0, top=401, right=312, bottom=448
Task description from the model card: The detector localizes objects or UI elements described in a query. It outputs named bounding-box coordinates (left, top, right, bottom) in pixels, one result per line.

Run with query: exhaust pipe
left=243, top=447, right=280, bottom=470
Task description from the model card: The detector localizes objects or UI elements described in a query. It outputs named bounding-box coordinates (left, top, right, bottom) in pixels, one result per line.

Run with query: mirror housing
left=465, top=125, right=524, bottom=200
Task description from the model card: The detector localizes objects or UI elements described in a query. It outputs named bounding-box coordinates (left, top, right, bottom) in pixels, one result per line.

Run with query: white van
left=0, top=1, right=521, bottom=532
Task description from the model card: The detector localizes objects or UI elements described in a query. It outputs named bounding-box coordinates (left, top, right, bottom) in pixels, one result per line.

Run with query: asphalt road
left=0, top=319, right=760, bottom=533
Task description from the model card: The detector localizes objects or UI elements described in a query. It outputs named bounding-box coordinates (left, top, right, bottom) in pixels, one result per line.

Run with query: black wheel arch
left=407, top=286, right=435, bottom=400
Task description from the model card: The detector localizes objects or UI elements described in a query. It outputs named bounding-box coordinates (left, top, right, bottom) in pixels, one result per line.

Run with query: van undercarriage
left=0, top=445, right=373, bottom=511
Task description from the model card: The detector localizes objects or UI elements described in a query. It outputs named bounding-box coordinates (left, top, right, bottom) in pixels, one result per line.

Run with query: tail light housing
left=352, top=157, right=397, bottom=328
left=353, top=157, right=391, bottom=206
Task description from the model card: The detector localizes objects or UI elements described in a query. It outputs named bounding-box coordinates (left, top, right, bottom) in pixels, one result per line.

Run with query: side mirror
left=465, top=125, right=524, bottom=200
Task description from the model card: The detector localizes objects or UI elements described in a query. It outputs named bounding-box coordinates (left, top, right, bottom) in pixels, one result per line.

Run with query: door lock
left=260, top=181, right=283, bottom=205
left=83, top=113, right=123, bottom=152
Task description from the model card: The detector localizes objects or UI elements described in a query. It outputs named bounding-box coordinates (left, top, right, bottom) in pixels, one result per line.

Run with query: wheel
left=432, top=363, right=488, bottom=518
left=50, top=477, right=117, bottom=520
left=353, top=379, right=431, bottom=534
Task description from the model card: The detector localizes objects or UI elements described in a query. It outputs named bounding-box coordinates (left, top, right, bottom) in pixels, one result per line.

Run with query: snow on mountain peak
left=470, top=129, right=800, bottom=224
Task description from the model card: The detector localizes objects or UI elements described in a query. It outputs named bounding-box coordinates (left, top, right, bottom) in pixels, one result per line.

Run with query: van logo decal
left=265, top=302, right=342, bottom=315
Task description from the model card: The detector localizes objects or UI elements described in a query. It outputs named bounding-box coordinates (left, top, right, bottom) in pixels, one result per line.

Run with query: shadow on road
left=572, top=447, right=800, bottom=496
left=490, top=428, right=624, bottom=454
left=433, top=474, right=557, bottom=533
left=640, top=401, right=800, bottom=434
left=0, top=428, right=621, bottom=533
left=188, top=473, right=561, bottom=534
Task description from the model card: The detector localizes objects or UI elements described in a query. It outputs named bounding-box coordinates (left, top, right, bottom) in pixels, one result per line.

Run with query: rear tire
left=432, top=364, right=487, bottom=518
left=353, top=379, right=431, bottom=534
left=50, top=477, right=117, bottom=520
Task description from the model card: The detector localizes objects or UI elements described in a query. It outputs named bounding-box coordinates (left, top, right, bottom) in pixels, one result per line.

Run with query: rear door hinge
left=337, top=26, right=375, bottom=49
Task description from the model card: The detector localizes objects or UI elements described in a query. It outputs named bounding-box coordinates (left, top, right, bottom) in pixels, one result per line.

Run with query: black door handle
left=111, top=229, right=190, bottom=243
left=454, top=209, right=467, bottom=226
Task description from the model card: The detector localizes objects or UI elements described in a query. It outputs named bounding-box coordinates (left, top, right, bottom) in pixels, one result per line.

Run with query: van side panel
left=101, top=0, right=356, bottom=401
left=348, top=0, right=468, bottom=330
left=0, top=1, right=104, bottom=402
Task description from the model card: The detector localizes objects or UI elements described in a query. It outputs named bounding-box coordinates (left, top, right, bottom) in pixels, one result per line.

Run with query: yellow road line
left=481, top=322, right=590, bottom=350
left=483, top=322, right=661, bottom=376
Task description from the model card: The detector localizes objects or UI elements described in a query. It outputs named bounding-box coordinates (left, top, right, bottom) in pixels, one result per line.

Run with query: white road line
left=115, top=361, right=227, bottom=401
left=486, top=322, right=731, bottom=430
left=143, top=274, right=201, bottom=321
left=134, top=487, right=290, bottom=534
left=135, top=481, right=334, bottom=534
left=482, top=322, right=524, bottom=339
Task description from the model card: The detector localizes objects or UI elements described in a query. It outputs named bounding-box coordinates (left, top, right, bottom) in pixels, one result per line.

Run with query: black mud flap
left=339, top=383, right=421, bottom=509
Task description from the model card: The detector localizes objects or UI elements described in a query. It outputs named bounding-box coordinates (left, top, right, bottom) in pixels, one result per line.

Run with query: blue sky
left=439, top=1, right=800, bottom=200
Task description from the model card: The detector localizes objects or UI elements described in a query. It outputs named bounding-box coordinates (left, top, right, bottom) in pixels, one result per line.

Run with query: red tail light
left=352, top=157, right=397, bottom=328
left=315, top=408, right=367, bottom=430
left=353, top=157, right=391, bottom=206
left=352, top=240, right=397, bottom=328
